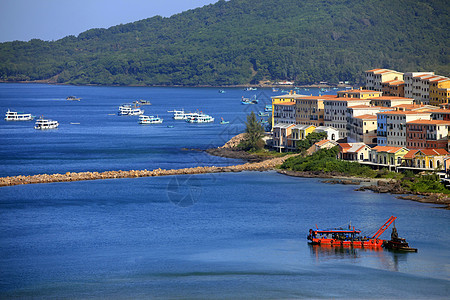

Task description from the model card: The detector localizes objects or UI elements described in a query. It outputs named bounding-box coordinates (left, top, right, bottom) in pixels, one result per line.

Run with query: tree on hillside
left=240, top=111, right=265, bottom=151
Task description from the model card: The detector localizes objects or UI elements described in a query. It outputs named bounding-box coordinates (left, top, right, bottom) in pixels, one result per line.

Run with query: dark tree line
left=0, top=0, right=448, bottom=86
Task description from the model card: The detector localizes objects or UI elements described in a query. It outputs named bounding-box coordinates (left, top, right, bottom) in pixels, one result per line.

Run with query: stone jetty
left=0, top=154, right=297, bottom=187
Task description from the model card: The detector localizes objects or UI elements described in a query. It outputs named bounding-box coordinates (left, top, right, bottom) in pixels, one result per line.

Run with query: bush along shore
left=279, top=147, right=450, bottom=209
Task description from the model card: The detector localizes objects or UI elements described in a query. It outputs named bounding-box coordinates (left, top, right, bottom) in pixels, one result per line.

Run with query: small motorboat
left=220, top=118, right=229, bottom=125
left=383, top=225, right=417, bottom=252
left=66, top=96, right=81, bottom=101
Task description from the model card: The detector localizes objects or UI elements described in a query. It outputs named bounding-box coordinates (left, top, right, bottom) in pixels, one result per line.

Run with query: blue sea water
left=0, top=84, right=449, bottom=299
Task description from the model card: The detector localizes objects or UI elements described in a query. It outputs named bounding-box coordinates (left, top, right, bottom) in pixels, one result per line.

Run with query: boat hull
left=308, top=237, right=384, bottom=248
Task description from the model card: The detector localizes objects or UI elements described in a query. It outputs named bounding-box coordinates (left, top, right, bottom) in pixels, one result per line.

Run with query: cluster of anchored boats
left=4, top=109, right=59, bottom=130
left=307, top=216, right=417, bottom=252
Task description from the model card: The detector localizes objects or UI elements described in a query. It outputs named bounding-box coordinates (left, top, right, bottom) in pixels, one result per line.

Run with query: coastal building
left=381, top=80, right=405, bottom=97
left=308, top=139, right=338, bottom=155
left=430, top=109, right=450, bottom=121
left=365, top=69, right=404, bottom=92
left=272, top=123, right=295, bottom=152
left=404, top=73, right=448, bottom=104
left=271, top=92, right=307, bottom=125
left=369, top=96, right=415, bottom=107
left=376, top=110, right=432, bottom=147
left=273, top=102, right=296, bottom=124
left=323, top=96, right=372, bottom=139
left=401, top=149, right=449, bottom=170
left=336, top=88, right=382, bottom=99
left=347, top=114, right=378, bottom=145
left=338, top=143, right=371, bottom=162
left=369, top=146, right=409, bottom=169
left=294, top=95, right=327, bottom=127
left=314, top=126, right=339, bottom=141
left=404, top=72, right=434, bottom=99
left=288, top=124, right=316, bottom=150
left=406, top=119, right=450, bottom=150
left=429, top=77, right=450, bottom=106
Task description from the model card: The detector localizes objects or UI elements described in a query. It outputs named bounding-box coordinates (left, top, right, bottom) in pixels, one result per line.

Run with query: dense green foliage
left=296, top=132, right=328, bottom=154
left=0, top=0, right=448, bottom=86
left=401, top=174, right=450, bottom=194
left=282, top=147, right=449, bottom=193
left=240, top=111, right=265, bottom=151
left=281, top=147, right=381, bottom=177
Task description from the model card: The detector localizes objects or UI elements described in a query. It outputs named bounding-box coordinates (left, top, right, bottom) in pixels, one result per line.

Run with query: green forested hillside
left=0, top=0, right=448, bottom=86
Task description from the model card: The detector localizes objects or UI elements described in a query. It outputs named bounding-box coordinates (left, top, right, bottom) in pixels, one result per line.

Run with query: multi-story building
left=294, top=95, right=327, bottom=127
left=369, top=96, right=415, bottom=107
left=336, top=88, right=382, bottom=99
left=323, top=98, right=371, bottom=139
left=381, top=80, right=405, bottom=97
left=271, top=92, right=306, bottom=125
left=404, top=72, right=434, bottom=99
left=273, top=102, right=296, bottom=124
left=404, top=73, right=449, bottom=104
left=376, top=110, right=432, bottom=147
left=429, top=77, right=450, bottom=106
left=431, top=109, right=450, bottom=121
left=365, top=69, right=404, bottom=91
left=347, top=114, right=378, bottom=145
left=288, top=124, right=316, bottom=150
left=272, top=123, right=295, bottom=152
left=406, top=119, right=450, bottom=150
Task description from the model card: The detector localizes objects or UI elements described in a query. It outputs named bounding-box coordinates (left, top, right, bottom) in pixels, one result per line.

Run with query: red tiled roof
left=403, top=150, right=420, bottom=159
left=420, top=149, right=449, bottom=156
left=377, top=110, right=431, bottom=115
left=315, top=139, right=330, bottom=147
left=354, top=114, right=377, bottom=120
left=372, top=146, right=405, bottom=153
left=406, top=119, right=450, bottom=125
left=369, top=96, right=413, bottom=100
left=274, top=102, right=296, bottom=106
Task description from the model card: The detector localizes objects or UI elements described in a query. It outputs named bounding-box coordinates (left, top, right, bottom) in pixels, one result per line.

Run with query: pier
left=0, top=154, right=297, bottom=187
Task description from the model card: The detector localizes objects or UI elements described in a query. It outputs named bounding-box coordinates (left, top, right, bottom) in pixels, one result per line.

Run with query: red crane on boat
left=307, top=216, right=398, bottom=248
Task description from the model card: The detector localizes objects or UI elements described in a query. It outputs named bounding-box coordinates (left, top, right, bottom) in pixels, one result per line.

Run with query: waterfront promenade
left=0, top=154, right=297, bottom=187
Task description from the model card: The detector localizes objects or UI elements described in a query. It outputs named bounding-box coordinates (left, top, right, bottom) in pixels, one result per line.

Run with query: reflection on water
left=309, top=244, right=414, bottom=273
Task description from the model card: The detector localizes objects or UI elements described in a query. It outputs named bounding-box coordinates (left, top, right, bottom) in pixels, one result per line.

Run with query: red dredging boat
left=307, top=216, right=397, bottom=248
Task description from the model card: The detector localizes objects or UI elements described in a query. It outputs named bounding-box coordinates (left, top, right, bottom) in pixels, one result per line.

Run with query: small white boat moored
left=139, top=115, right=163, bottom=124
left=118, top=104, right=144, bottom=116
left=186, top=113, right=214, bottom=123
left=4, top=109, right=35, bottom=121
left=34, top=117, right=59, bottom=130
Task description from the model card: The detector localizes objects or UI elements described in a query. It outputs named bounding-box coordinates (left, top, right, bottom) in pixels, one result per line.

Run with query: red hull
left=309, top=237, right=384, bottom=248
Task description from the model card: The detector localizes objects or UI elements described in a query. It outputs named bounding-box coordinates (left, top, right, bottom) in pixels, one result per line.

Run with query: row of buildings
left=270, top=69, right=450, bottom=172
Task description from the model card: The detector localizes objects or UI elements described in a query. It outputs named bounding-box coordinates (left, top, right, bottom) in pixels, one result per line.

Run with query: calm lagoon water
left=0, top=84, right=448, bottom=299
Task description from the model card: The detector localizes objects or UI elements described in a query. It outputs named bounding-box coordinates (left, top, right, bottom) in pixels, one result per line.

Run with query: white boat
left=128, top=108, right=144, bottom=116
left=186, top=113, right=214, bottom=123
left=139, top=115, right=163, bottom=124
left=34, top=117, right=58, bottom=130
left=118, top=104, right=144, bottom=116
left=168, top=109, right=186, bottom=120
left=4, top=109, right=34, bottom=121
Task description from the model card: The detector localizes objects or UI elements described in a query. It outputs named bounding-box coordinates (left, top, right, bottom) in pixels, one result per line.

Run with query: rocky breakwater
left=0, top=155, right=297, bottom=187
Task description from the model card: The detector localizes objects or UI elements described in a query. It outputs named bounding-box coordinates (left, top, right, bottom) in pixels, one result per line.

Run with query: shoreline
left=277, top=169, right=450, bottom=210
left=0, top=81, right=353, bottom=89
